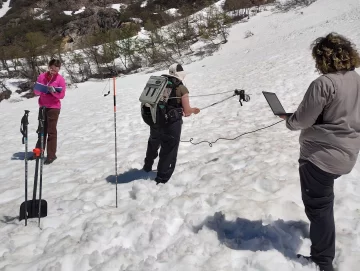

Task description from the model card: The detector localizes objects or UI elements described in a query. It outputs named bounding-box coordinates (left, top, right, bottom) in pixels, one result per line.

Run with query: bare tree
left=5, top=45, right=23, bottom=73
left=276, top=0, right=317, bottom=12
left=0, top=80, right=10, bottom=92
left=19, top=32, right=48, bottom=81
left=214, top=8, right=231, bottom=43
left=223, top=0, right=253, bottom=18
left=114, top=26, right=140, bottom=71
left=166, top=21, right=187, bottom=57
left=68, top=51, right=92, bottom=82
left=81, top=32, right=105, bottom=76
left=195, top=10, right=217, bottom=44
left=138, top=19, right=175, bottom=66
left=195, top=4, right=230, bottom=44
left=0, top=80, right=12, bottom=102
left=0, top=46, right=11, bottom=74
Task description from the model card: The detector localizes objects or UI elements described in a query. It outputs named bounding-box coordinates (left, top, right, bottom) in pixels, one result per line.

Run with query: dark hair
left=48, top=59, right=61, bottom=68
left=311, top=32, right=360, bottom=74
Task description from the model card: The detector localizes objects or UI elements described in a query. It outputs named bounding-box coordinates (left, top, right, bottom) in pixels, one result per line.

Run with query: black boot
left=142, top=163, right=152, bottom=172
left=297, top=254, right=334, bottom=271
left=154, top=177, right=168, bottom=185
left=44, top=156, right=57, bottom=165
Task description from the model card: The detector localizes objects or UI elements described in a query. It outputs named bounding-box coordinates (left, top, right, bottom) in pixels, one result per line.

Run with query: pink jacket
left=34, top=72, right=66, bottom=109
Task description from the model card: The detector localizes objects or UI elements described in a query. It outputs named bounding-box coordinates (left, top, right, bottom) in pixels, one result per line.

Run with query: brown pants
left=36, top=108, right=60, bottom=159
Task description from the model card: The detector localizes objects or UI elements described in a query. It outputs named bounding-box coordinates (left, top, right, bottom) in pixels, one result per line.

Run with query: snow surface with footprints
left=1, top=0, right=360, bottom=270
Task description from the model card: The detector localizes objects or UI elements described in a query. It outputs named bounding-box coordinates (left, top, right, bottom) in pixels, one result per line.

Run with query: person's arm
left=182, top=93, right=200, bottom=117
left=34, top=73, right=44, bottom=96
left=284, top=77, right=333, bottom=131
left=49, top=76, right=66, bottom=99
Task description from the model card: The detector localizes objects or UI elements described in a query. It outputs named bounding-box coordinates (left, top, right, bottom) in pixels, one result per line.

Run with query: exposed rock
left=21, top=90, right=36, bottom=99
left=16, top=81, right=33, bottom=94
left=0, top=90, right=11, bottom=102
left=63, top=7, right=121, bottom=38
left=1, top=0, right=217, bottom=49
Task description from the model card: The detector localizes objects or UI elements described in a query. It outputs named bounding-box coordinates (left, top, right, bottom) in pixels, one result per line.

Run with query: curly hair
left=311, top=32, right=360, bottom=74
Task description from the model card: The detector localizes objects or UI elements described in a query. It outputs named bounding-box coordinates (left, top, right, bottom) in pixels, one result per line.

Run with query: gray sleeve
left=286, top=76, right=334, bottom=131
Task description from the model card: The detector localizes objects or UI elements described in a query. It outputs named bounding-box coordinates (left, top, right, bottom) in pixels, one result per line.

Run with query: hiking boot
left=142, top=164, right=152, bottom=172
left=44, top=156, right=57, bottom=165
left=154, top=177, right=168, bottom=185
left=319, top=266, right=335, bottom=271
left=297, top=255, right=334, bottom=271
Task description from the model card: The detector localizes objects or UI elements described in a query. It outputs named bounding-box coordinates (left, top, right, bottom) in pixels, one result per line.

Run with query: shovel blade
left=19, top=200, right=47, bottom=221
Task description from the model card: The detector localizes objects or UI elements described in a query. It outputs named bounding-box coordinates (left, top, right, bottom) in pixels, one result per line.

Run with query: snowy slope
left=1, top=0, right=360, bottom=270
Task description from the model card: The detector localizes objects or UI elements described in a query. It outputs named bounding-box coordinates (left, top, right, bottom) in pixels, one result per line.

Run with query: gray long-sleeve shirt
left=286, top=70, right=360, bottom=175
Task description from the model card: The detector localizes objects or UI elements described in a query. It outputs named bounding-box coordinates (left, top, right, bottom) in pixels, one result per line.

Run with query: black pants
left=144, top=120, right=182, bottom=182
left=299, top=159, right=340, bottom=271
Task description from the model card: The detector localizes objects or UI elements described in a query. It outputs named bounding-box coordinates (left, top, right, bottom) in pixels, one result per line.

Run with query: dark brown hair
left=311, top=32, right=360, bottom=74
left=48, top=59, right=61, bottom=68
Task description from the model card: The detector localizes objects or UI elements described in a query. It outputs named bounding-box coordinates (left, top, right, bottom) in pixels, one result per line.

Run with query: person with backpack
left=32, top=59, right=66, bottom=165
left=142, top=63, right=200, bottom=184
left=279, top=33, right=360, bottom=271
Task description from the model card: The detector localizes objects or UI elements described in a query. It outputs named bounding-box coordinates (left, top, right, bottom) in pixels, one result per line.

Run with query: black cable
left=189, top=89, right=235, bottom=97
left=198, top=90, right=250, bottom=110
left=167, top=89, right=249, bottom=111
left=102, top=78, right=111, bottom=97
left=200, top=94, right=236, bottom=110
left=168, top=90, right=237, bottom=99
left=180, top=120, right=284, bottom=147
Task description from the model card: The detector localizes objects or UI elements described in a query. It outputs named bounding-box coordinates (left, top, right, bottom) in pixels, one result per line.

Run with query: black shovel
left=19, top=107, right=47, bottom=226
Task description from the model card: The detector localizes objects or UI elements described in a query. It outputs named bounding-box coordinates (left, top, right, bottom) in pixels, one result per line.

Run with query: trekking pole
left=31, top=149, right=40, bottom=217
left=20, top=110, right=30, bottom=226
left=19, top=108, right=48, bottom=224
left=38, top=107, right=45, bottom=228
left=113, top=77, right=118, bottom=208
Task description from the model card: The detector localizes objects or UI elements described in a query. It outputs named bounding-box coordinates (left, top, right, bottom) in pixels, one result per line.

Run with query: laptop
left=262, top=91, right=293, bottom=117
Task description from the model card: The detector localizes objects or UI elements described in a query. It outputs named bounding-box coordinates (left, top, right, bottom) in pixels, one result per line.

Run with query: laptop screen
left=262, top=92, right=286, bottom=115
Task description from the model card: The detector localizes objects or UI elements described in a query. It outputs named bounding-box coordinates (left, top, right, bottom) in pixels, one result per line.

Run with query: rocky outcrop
left=1, top=0, right=216, bottom=51
left=21, top=90, right=35, bottom=99
left=0, top=79, right=11, bottom=102
left=0, top=89, right=11, bottom=102
left=16, top=81, right=33, bottom=94
left=63, top=7, right=121, bottom=38
left=44, top=0, right=129, bottom=11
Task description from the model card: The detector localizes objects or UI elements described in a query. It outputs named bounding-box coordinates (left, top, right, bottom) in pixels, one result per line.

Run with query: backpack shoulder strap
left=167, top=78, right=183, bottom=107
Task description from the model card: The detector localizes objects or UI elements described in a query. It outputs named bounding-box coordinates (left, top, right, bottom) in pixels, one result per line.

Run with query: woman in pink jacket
left=33, top=59, right=66, bottom=164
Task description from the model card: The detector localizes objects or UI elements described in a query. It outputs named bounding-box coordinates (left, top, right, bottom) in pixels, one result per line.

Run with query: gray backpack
left=139, top=75, right=181, bottom=127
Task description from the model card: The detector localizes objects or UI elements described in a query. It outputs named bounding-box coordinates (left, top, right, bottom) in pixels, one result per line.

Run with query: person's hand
left=183, top=108, right=200, bottom=117
left=279, top=115, right=288, bottom=120
left=193, top=107, right=200, bottom=114
left=48, top=86, right=56, bottom=93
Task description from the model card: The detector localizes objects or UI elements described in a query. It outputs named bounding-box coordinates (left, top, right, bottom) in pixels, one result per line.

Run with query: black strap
left=36, top=107, right=46, bottom=134
left=168, top=78, right=183, bottom=108
left=20, top=110, right=30, bottom=144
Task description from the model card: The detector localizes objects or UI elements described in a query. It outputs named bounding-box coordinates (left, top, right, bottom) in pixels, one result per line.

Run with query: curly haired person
left=279, top=33, right=360, bottom=271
